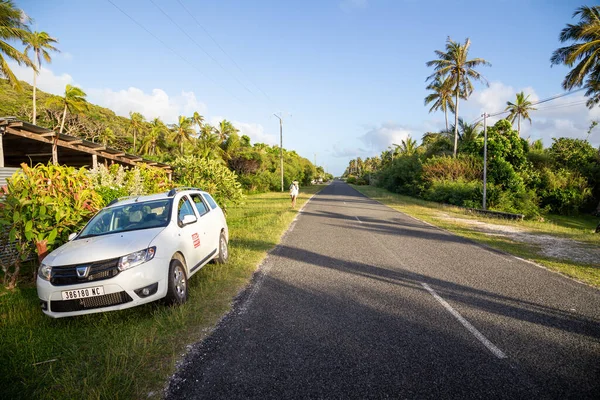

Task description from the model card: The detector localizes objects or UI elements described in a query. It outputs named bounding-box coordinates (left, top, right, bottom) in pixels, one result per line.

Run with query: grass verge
left=0, top=186, right=322, bottom=399
left=352, top=185, right=600, bottom=287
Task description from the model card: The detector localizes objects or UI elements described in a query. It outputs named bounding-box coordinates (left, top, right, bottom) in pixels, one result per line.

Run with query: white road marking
left=421, top=283, right=507, bottom=359
left=355, top=216, right=362, bottom=223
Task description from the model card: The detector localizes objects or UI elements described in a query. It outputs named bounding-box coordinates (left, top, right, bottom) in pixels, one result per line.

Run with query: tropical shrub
left=87, top=164, right=170, bottom=205
left=423, top=179, right=482, bottom=207
left=171, top=156, right=244, bottom=208
left=0, top=164, right=102, bottom=288
left=536, top=168, right=592, bottom=215
left=422, top=154, right=482, bottom=183
left=377, top=155, right=423, bottom=196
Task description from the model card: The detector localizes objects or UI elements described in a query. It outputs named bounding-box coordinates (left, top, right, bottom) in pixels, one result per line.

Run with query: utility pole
left=482, top=113, right=488, bottom=210
left=274, top=113, right=283, bottom=192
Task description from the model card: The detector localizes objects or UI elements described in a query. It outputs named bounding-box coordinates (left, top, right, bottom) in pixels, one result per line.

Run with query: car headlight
left=38, top=263, right=52, bottom=281
left=118, top=247, right=156, bottom=271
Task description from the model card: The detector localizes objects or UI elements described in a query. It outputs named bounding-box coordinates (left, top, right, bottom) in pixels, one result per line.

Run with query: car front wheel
left=165, top=259, right=188, bottom=305
left=215, top=231, right=228, bottom=264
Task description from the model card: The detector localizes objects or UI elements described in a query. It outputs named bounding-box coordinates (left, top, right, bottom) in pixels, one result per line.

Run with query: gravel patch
left=437, top=214, right=600, bottom=265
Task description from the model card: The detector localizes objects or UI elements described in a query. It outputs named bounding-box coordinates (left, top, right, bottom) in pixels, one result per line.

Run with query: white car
left=36, top=188, right=229, bottom=318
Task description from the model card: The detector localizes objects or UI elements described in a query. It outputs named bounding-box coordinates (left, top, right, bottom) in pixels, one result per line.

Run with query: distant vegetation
left=346, top=5, right=600, bottom=221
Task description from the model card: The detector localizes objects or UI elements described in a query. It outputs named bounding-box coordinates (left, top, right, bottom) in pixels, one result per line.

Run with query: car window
left=79, top=199, right=171, bottom=238
left=178, top=196, right=196, bottom=223
left=191, top=194, right=209, bottom=216
left=203, top=194, right=218, bottom=209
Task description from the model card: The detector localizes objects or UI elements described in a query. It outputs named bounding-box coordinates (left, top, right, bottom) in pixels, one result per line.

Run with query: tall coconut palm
left=170, top=115, right=194, bottom=154
left=215, top=119, right=238, bottom=143
left=551, top=6, right=600, bottom=108
left=0, top=0, right=33, bottom=90
left=127, top=111, right=146, bottom=153
left=23, top=31, right=59, bottom=124
left=426, top=37, right=491, bottom=157
left=424, top=74, right=455, bottom=131
left=505, top=91, right=537, bottom=136
left=192, top=111, right=204, bottom=133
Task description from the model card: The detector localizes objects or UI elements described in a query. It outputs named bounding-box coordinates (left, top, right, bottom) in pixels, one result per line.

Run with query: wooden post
left=0, top=131, right=4, bottom=168
left=52, top=136, right=58, bottom=165
left=92, top=154, right=98, bottom=169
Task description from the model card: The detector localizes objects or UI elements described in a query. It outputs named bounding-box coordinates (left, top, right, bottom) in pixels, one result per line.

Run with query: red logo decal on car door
left=192, top=233, right=200, bottom=248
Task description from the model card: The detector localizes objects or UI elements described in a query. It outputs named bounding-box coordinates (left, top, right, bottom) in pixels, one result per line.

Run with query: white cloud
left=340, top=0, right=367, bottom=12
left=358, top=122, right=415, bottom=153
left=87, top=87, right=206, bottom=123
left=9, top=61, right=74, bottom=95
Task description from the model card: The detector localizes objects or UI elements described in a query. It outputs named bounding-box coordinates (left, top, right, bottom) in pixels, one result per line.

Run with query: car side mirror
left=68, top=232, right=78, bottom=241
left=180, top=214, right=197, bottom=226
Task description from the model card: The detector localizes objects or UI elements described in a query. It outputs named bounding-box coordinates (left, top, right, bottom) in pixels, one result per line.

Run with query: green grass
left=352, top=185, right=600, bottom=287
left=0, top=186, right=322, bottom=400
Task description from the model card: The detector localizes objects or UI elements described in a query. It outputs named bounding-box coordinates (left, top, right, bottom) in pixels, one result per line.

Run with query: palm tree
left=98, top=127, right=115, bottom=146
left=50, top=84, right=88, bottom=134
left=140, top=118, right=166, bottom=156
left=424, top=75, right=455, bottom=131
left=505, top=91, right=536, bottom=136
left=455, top=117, right=481, bottom=143
left=393, top=136, right=418, bottom=156
left=551, top=6, right=600, bottom=108
left=426, top=37, right=491, bottom=157
left=215, top=119, right=238, bottom=143
left=127, top=112, right=146, bottom=153
left=170, top=115, right=195, bottom=154
left=23, top=31, right=59, bottom=124
left=192, top=111, right=204, bottom=133
left=0, top=0, right=33, bottom=90
left=196, top=124, right=224, bottom=160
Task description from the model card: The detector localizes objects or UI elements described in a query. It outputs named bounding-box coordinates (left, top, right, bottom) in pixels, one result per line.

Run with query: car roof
left=107, top=189, right=208, bottom=208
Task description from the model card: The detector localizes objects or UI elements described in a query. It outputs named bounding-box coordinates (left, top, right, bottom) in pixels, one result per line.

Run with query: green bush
left=422, top=154, right=482, bottom=183
left=172, top=156, right=244, bottom=208
left=536, top=168, right=592, bottom=215
left=346, top=175, right=357, bottom=184
left=0, top=164, right=103, bottom=288
left=423, top=179, right=482, bottom=207
left=377, top=155, right=423, bottom=196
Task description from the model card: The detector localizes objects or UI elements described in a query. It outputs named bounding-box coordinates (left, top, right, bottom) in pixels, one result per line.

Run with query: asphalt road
left=166, top=180, right=600, bottom=399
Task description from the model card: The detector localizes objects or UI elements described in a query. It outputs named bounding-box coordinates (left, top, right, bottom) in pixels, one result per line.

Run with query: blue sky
left=11, top=0, right=600, bottom=175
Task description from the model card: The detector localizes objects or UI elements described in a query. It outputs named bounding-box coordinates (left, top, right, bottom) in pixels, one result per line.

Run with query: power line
left=148, top=0, right=258, bottom=98
left=105, top=0, right=246, bottom=106
left=175, top=0, right=276, bottom=108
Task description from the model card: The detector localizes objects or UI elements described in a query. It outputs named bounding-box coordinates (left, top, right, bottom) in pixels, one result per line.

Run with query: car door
left=190, top=193, right=218, bottom=257
left=175, top=195, right=207, bottom=272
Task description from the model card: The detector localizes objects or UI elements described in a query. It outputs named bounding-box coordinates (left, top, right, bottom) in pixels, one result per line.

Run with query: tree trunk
left=59, top=104, right=67, bottom=134
left=454, top=82, right=459, bottom=158
left=444, top=107, right=449, bottom=132
left=518, top=114, right=521, bottom=136
left=32, top=70, right=37, bottom=125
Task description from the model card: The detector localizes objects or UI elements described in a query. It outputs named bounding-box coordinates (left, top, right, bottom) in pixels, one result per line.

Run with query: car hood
left=44, top=228, right=164, bottom=266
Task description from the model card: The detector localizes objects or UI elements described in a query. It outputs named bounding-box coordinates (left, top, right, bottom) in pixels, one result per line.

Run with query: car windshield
left=78, top=199, right=172, bottom=238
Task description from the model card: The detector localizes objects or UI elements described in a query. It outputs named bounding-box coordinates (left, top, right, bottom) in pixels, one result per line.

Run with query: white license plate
left=61, top=286, right=105, bottom=301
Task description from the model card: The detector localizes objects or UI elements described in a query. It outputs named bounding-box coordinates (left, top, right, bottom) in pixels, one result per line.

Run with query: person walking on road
left=289, top=180, right=299, bottom=208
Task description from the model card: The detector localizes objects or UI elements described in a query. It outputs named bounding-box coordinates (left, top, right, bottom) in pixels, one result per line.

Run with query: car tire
left=215, top=231, right=228, bottom=264
left=165, top=259, right=188, bottom=305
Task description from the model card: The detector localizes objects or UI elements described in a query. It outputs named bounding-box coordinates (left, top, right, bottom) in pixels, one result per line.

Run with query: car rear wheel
left=215, top=231, right=228, bottom=264
left=165, top=259, right=188, bottom=305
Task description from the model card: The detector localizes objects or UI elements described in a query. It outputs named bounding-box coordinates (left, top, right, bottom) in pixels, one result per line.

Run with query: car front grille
left=50, top=257, right=120, bottom=286
left=50, top=291, right=133, bottom=313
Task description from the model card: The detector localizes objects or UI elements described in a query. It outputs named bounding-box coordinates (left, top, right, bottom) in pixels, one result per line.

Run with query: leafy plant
left=0, top=164, right=102, bottom=288
left=172, top=156, right=244, bottom=209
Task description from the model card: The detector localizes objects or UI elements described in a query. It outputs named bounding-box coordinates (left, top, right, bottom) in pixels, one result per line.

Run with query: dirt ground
left=436, top=213, right=600, bottom=265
